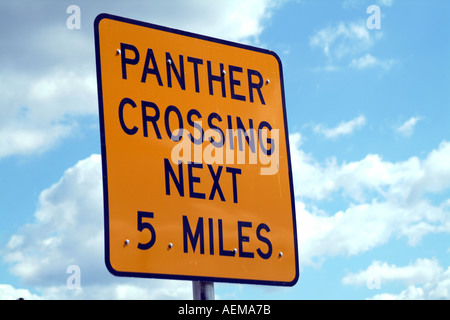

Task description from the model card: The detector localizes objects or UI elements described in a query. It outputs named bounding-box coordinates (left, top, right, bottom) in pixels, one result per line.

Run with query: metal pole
left=192, top=281, right=215, bottom=300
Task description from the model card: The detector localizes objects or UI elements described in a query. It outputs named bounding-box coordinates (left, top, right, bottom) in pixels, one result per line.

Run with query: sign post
left=94, top=13, right=299, bottom=292
left=193, top=281, right=214, bottom=300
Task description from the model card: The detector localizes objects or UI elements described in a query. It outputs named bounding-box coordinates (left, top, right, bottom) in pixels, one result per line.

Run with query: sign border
left=94, top=13, right=299, bottom=287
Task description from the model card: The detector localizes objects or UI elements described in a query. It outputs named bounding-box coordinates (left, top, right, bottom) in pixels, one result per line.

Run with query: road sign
left=94, top=13, right=298, bottom=286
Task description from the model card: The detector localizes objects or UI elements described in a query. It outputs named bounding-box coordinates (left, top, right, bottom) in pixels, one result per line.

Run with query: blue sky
left=1, top=0, right=450, bottom=299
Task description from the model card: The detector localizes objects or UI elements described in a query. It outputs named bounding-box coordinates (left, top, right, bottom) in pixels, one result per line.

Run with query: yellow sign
left=94, top=13, right=298, bottom=286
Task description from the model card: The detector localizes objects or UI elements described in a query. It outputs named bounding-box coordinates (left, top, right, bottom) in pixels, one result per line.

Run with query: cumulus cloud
left=0, top=123, right=73, bottom=158
left=349, top=53, right=396, bottom=70
left=291, top=134, right=450, bottom=266
left=396, top=116, right=422, bottom=137
left=2, top=154, right=191, bottom=299
left=343, top=0, right=394, bottom=8
left=3, top=134, right=450, bottom=299
left=342, top=258, right=443, bottom=286
left=0, top=284, right=41, bottom=300
left=0, top=0, right=281, bottom=159
left=377, top=0, right=394, bottom=7
left=0, top=68, right=95, bottom=158
left=313, top=115, right=366, bottom=139
left=310, top=20, right=373, bottom=60
left=310, top=18, right=395, bottom=72
left=342, top=258, right=450, bottom=300
left=298, top=199, right=450, bottom=266
left=291, top=135, right=450, bottom=203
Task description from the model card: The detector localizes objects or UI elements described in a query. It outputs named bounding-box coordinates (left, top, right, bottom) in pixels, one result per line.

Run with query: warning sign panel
left=94, top=13, right=298, bottom=286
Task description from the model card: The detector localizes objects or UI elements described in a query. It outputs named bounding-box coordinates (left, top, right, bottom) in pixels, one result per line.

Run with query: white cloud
left=343, top=0, right=394, bottom=8
left=292, top=136, right=450, bottom=203
left=349, top=53, right=375, bottom=68
left=377, top=0, right=394, bottom=7
left=349, top=53, right=396, bottom=70
left=396, top=116, right=422, bottom=137
left=298, top=199, right=450, bottom=266
left=193, top=0, right=283, bottom=43
left=2, top=134, right=450, bottom=299
left=2, top=154, right=192, bottom=299
left=290, top=134, right=450, bottom=265
left=342, top=258, right=443, bottom=286
left=4, top=155, right=103, bottom=285
left=310, top=19, right=395, bottom=72
left=342, top=258, right=450, bottom=300
left=0, top=0, right=282, bottom=159
left=310, top=21, right=374, bottom=60
left=0, top=284, right=41, bottom=300
left=0, top=123, right=73, bottom=158
left=313, top=115, right=366, bottom=139
left=0, top=66, right=98, bottom=158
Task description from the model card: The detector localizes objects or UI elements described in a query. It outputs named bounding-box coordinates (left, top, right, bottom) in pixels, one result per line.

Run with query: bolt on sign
left=94, top=13, right=299, bottom=286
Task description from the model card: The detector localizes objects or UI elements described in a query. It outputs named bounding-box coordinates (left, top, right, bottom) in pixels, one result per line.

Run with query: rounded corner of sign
left=287, top=270, right=300, bottom=287
left=94, top=13, right=108, bottom=27
left=104, top=258, right=122, bottom=277
left=266, top=50, right=283, bottom=68
left=276, top=261, right=300, bottom=287
left=94, top=13, right=118, bottom=30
